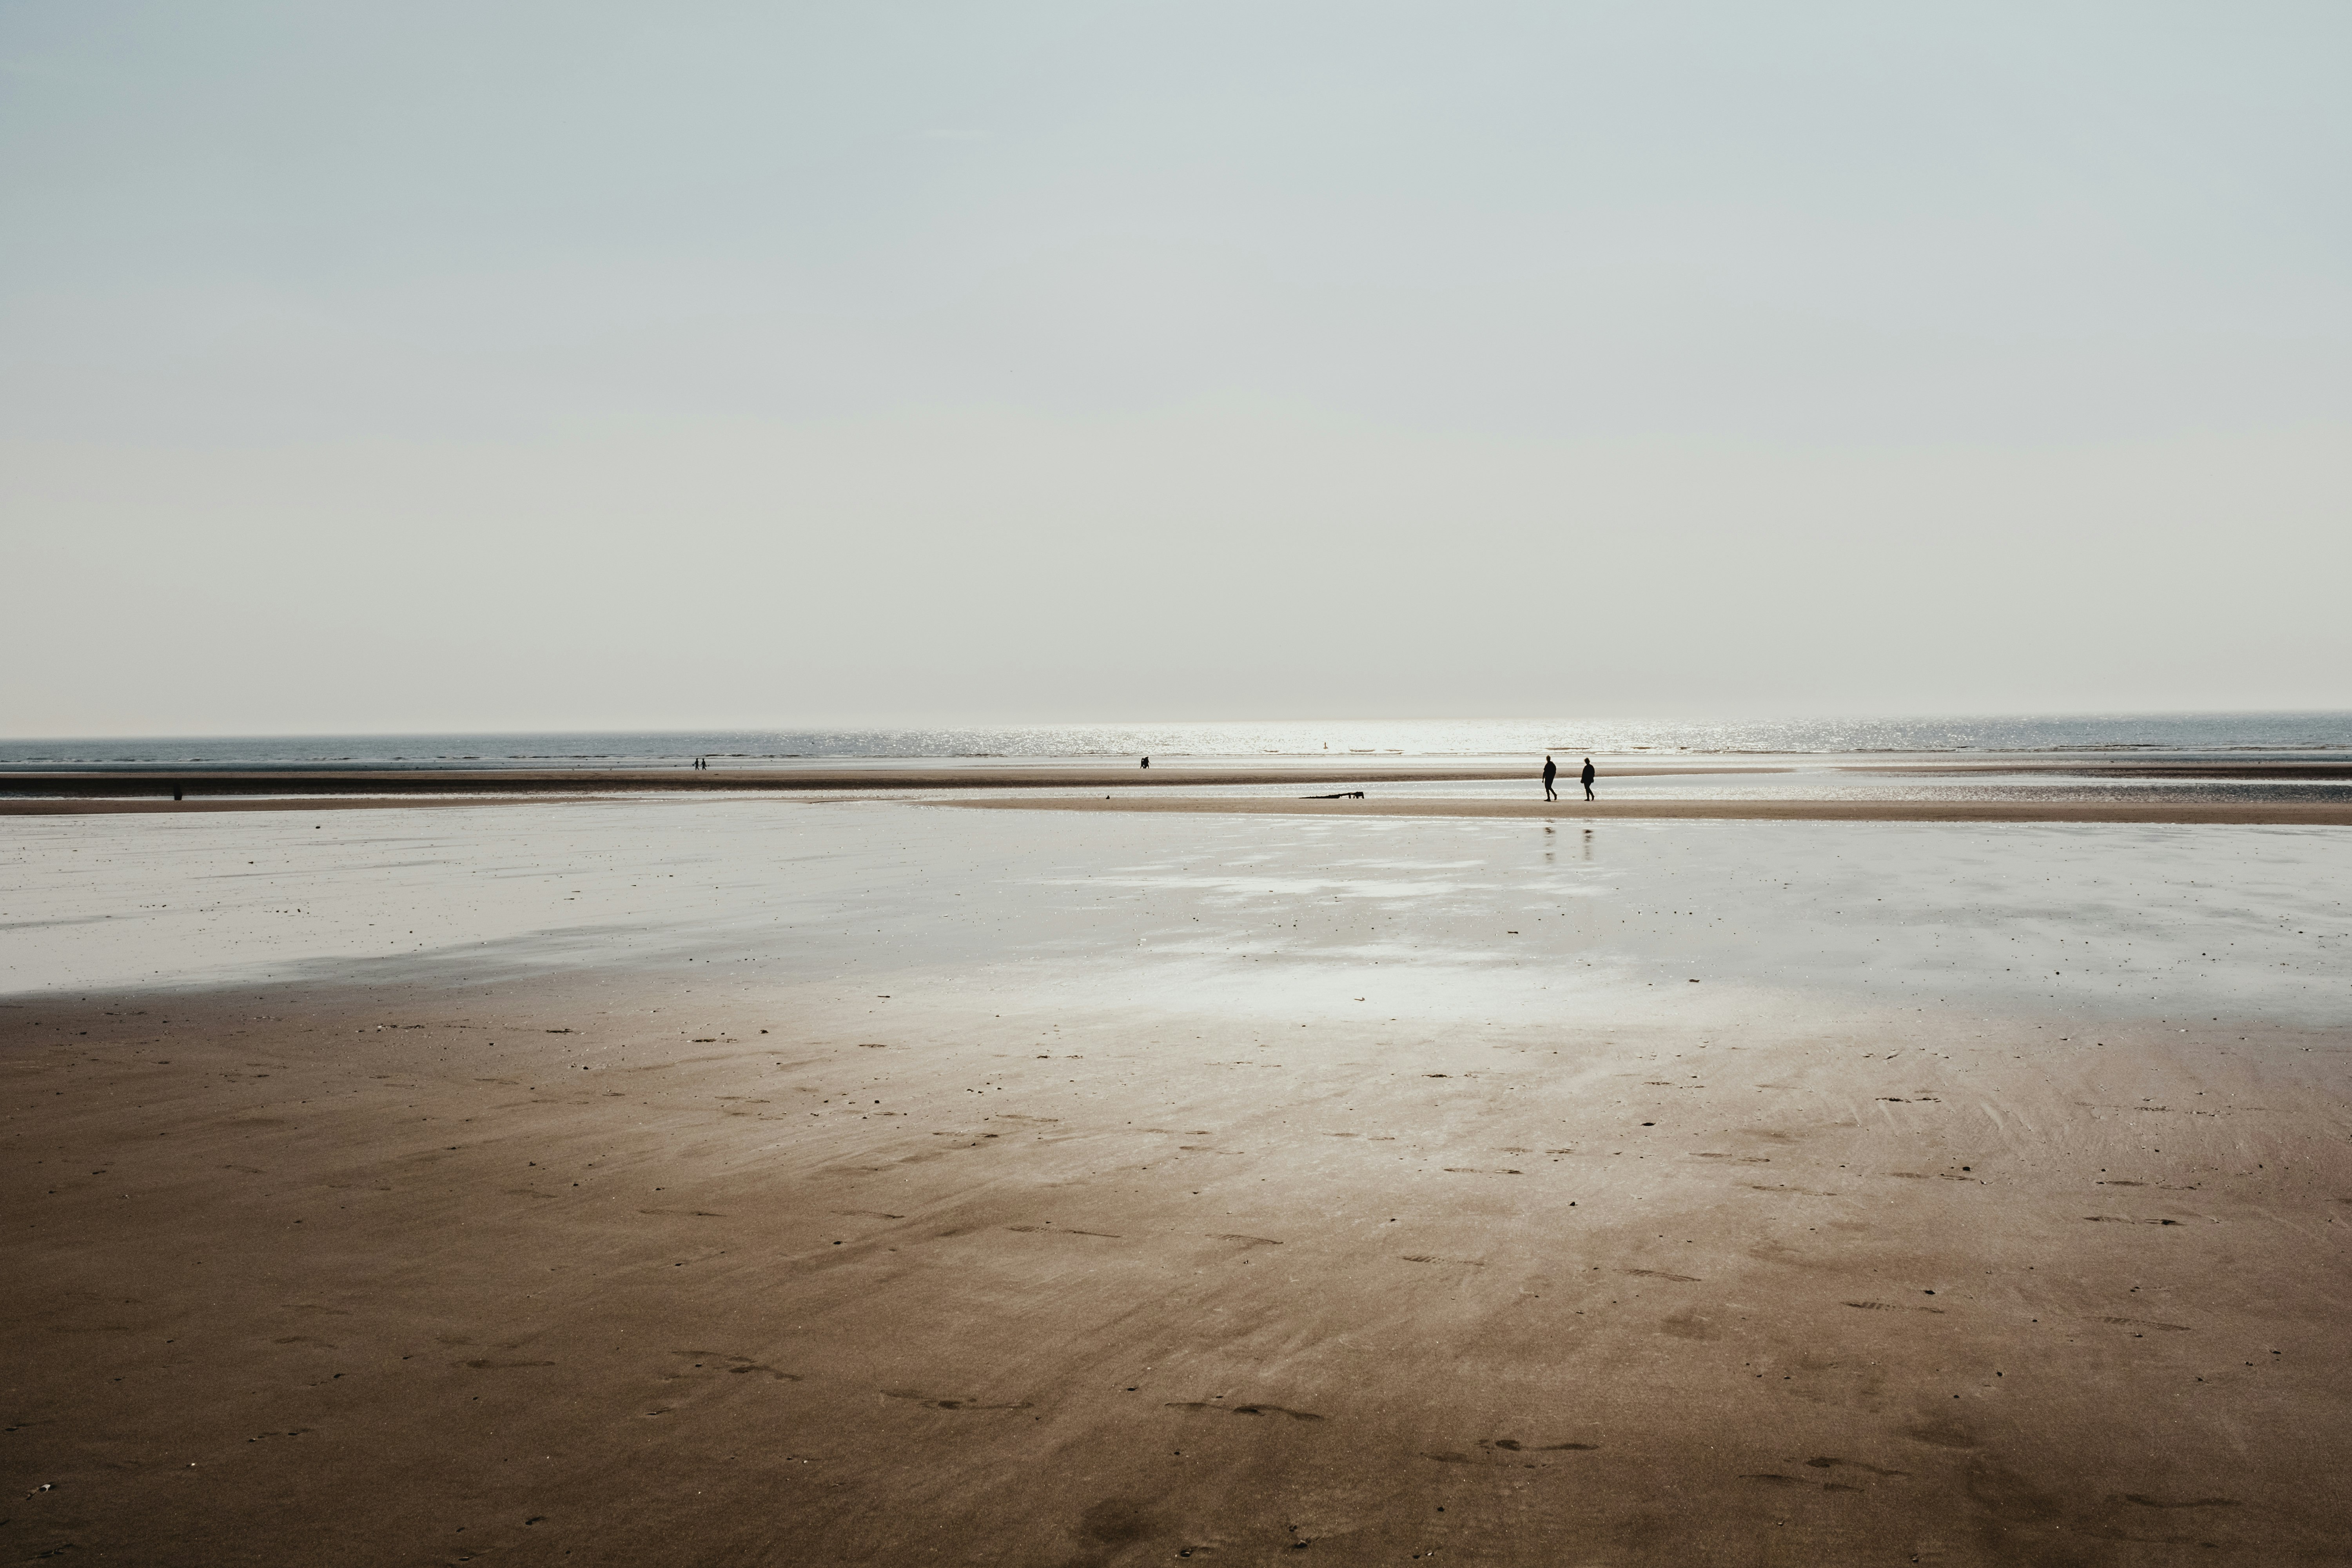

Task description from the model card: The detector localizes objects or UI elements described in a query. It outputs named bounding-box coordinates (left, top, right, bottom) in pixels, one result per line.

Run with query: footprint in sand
left=1659, top=1309, right=1720, bottom=1341
left=1163, top=1401, right=1322, bottom=1421
left=1899, top=1414, right=1976, bottom=1449
left=1807, top=1457, right=1907, bottom=1477
left=1486, top=1439, right=1597, bottom=1453
left=2097, top=1316, right=2191, bottom=1332
left=1844, top=1300, right=1945, bottom=1315
left=1744, top=1471, right=1875, bottom=1493
left=1430, top=1440, right=1595, bottom=1465
left=1073, top=1497, right=1165, bottom=1551
left=882, top=1389, right=1032, bottom=1411
left=671, top=1350, right=799, bottom=1381
left=1006, top=1225, right=1122, bottom=1238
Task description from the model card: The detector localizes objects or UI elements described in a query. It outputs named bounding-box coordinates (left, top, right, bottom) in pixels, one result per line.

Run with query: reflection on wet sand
left=4, top=801, right=2348, bottom=1563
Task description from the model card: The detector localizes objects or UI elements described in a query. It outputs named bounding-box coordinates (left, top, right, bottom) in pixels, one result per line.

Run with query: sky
left=4, top=1, right=2349, bottom=736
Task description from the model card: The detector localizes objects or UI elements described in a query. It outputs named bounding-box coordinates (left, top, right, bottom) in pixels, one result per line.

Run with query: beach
left=16, top=0, right=2351, bottom=1552
left=5, top=797, right=2349, bottom=1564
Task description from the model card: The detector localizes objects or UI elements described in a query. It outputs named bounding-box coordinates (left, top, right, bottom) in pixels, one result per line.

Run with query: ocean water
left=2, top=713, right=2349, bottom=771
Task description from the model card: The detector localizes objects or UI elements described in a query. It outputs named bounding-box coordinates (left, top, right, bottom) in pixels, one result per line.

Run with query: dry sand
left=5, top=802, right=2348, bottom=1565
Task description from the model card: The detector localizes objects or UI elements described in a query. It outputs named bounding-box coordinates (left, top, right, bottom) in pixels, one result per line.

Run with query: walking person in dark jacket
left=1542, top=755, right=1558, bottom=801
left=1581, top=758, right=1596, bottom=801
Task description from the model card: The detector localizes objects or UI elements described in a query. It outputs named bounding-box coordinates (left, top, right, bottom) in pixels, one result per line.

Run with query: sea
left=3, top=713, right=2348, bottom=773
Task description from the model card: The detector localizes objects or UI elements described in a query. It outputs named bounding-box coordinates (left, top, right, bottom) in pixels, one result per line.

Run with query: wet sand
left=950, top=795, right=2352, bottom=826
left=5, top=803, right=2348, bottom=1564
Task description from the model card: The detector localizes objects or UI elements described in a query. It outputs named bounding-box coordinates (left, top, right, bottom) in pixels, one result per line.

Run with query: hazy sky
left=5, top=2, right=2348, bottom=735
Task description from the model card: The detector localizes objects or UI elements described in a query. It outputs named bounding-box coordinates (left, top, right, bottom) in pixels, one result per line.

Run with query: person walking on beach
left=1141, top=756, right=1150, bottom=769
left=1581, top=758, right=1595, bottom=801
left=1543, top=755, right=1557, bottom=801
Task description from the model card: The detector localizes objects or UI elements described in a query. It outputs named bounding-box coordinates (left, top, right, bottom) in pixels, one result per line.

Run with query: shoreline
left=12, top=791, right=2349, bottom=826
left=5, top=755, right=2352, bottom=803
left=0, top=764, right=1538, bottom=802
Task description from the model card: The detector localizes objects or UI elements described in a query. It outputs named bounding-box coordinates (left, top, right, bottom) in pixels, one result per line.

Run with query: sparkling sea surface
left=4, top=713, right=2350, bottom=772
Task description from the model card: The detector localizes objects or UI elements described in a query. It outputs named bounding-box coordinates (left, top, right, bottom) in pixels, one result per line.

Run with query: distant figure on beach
left=1141, top=756, right=1150, bottom=769
left=1581, top=758, right=1595, bottom=801
left=1543, top=755, right=1557, bottom=800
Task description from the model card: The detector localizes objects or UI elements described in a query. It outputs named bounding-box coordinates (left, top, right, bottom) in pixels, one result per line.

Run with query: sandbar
left=946, top=794, right=2352, bottom=826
